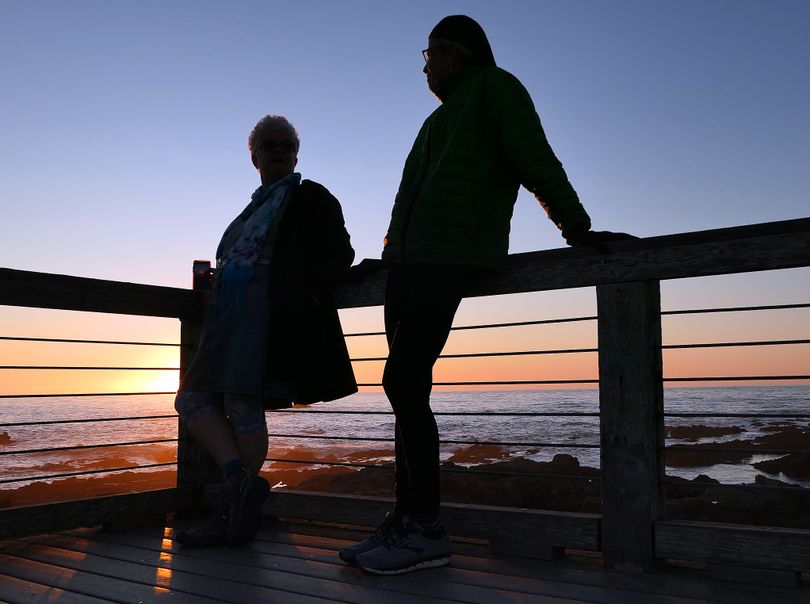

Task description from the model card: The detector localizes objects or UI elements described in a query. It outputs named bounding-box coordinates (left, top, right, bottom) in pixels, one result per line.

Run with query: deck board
left=1, top=520, right=808, bottom=604
left=0, top=571, right=114, bottom=604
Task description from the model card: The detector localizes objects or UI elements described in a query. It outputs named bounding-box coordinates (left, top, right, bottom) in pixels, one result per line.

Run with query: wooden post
left=176, top=261, right=220, bottom=505
left=596, top=280, right=664, bottom=571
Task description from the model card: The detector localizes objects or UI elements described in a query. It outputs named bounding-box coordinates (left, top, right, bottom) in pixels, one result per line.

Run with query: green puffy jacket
left=382, top=66, right=591, bottom=268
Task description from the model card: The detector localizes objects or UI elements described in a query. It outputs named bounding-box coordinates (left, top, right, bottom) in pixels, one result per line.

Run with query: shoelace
left=383, top=522, right=414, bottom=549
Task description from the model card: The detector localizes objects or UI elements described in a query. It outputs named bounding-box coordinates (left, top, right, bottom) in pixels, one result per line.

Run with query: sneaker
left=356, top=517, right=451, bottom=575
left=338, top=512, right=403, bottom=565
left=174, top=494, right=230, bottom=548
left=225, top=467, right=271, bottom=545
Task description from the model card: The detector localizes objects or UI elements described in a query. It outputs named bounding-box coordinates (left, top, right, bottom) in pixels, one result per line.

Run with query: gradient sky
left=1, top=1, right=808, bottom=393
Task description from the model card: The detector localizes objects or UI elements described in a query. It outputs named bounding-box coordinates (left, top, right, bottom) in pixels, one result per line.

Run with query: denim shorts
left=174, top=390, right=268, bottom=436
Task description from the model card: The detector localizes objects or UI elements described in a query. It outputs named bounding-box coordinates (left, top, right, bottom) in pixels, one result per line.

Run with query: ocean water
left=1, top=385, right=808, bottom=491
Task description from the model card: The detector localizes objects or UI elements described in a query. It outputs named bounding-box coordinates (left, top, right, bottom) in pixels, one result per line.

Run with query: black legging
left=382, top=264, right=480, bottom=520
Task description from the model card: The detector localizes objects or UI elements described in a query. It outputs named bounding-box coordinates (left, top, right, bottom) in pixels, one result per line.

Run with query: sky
left=1, top=1, right=808, bottom=394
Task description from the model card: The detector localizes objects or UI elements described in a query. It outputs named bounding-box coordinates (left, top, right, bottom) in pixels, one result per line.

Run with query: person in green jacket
left=340, top=15, right=633, bottom=575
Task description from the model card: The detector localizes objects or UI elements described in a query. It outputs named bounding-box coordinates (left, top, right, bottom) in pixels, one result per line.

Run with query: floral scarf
left=216, top=172, right=301, bottom=307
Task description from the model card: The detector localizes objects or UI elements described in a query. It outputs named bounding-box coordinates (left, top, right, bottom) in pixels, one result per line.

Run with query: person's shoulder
left=484, top=66, right=527, bottom=90
left=298, top=179, right=333, bottom=198
left=297, top=179, right=342, bottom=208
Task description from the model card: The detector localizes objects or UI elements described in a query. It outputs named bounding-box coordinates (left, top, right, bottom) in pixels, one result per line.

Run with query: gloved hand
left=565, top=230, right=639, bottom=253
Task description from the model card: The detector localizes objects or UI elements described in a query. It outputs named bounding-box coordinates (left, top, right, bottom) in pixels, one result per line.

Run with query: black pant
left=383, top=264, right=480, bottom=520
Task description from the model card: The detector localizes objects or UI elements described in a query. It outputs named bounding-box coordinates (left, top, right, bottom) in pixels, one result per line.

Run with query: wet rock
left=753, top=454, right=810, bottom=480
left=665, top=425, right=744, bottom=441
left=665, top=440, right=755, bottom=467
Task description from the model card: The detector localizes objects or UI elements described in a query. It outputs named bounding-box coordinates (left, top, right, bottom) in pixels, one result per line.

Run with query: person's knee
left=224, top=394, right=268, bottom=437
left=174, top=390, right=220, bottom=428
left=382, top=361, right=411, bottom=401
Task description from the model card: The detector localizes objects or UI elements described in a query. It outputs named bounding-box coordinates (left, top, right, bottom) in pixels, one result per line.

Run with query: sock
left=222, top=458, right=245, bottom=479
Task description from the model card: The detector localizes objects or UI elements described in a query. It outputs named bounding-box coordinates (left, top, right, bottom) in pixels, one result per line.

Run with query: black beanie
left=429, top=15, right=496, bottom=67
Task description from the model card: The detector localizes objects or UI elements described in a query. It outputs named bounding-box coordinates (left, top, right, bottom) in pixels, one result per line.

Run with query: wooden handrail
left=2, top=217, right=808, bottom=313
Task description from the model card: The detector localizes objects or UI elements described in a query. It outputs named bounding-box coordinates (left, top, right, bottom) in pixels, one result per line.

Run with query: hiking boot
left=225, top=467, right=271, bottom=545
left=174, top=494, right=229, bottom=548
left=356, top=516, right=451, bottom=575
left=338, top=512, right=403, bottom=565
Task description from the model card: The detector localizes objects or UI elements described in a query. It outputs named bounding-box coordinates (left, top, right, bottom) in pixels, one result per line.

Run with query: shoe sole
left=359, top=555, right=451, bottom=575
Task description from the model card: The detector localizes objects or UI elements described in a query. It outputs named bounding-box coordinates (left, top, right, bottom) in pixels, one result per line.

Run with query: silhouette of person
left=174, top=115, right=356, bottom=547
left=341, top=15, right=632, bottom=574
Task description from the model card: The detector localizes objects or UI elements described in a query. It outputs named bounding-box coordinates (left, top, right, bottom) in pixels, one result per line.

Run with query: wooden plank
left=0, top=572, right=114, bottom=604
left=335, top=218, right=810, bottom=307
left=0, top=487, right=193, bottom=539
left=597, top=281, right=664, bottom=571
left=251, top=490, right=600, bottom=550
left=4, top=542, right=346, bottom=604
left=28, top=532, right=561, bottom=604
left=656, top=519, right=810, bottom=572
left=0, top=267, right=201, bottom=318
left=706, top=564, right=800, bottom=587
left=112, top=523, right=810, bottom=604
left=0, top=553, right=211, bottom=603
left=261, top=523, right=807, bottom=604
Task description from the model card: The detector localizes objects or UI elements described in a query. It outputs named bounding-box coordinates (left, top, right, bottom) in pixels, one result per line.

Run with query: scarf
left=216, top=172, right=301, bottom=308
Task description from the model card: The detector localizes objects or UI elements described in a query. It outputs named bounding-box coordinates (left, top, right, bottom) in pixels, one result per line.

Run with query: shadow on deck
left=1, top=517, right=808, bottom=604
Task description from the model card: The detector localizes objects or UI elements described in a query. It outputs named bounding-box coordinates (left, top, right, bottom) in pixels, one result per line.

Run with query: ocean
left=1, top=385, right=809, bottom=497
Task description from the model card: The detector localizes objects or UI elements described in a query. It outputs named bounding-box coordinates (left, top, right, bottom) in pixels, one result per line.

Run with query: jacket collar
left=440, top=66, right=485, bottom=102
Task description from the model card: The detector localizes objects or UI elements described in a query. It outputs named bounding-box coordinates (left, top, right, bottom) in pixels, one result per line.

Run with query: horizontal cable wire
left=351, top=339, right=810, bottom=363
left=0, top=414, right=177, bottom=427
left=0, top=335, right=184, bottom=347
left=0, top=366, right=179, bottom=371
left=6, top=337, right=807, bottom=369
left=3, top=376, right=802, bottom=399
left=0, top=391, right=176, bottom=399
left=662, top=302, right=810, bottom=316
left=270, top=409, right=599, bottom=416
left=265, top=457, right=599, bottom=480
left=0, top=438, right=177, bottom=456
left=664, top=375, right=810, bottom=382
left=343, top=303, right=809, bottom=338
left=345, top=315, right=598, bottom=337
left=353, top=376, right=810, bottom=387
left=664, top=446, right=810, bottom=455
left=358, top=379, right=599, bottom=387
left=266, top=433, right=598, bottom=448
left=0, top=411, right=594, bottom=426
left=664, top=412, right=810, bottom=419
left=0, top=461, right=177, bottom=485
left=663, top=339, right=810, bottom=350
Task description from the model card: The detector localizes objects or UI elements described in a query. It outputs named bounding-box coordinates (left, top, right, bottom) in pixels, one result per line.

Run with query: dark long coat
left=263, top=179, right=357, bottom=405
left=180, top=179, right=357, bottom=407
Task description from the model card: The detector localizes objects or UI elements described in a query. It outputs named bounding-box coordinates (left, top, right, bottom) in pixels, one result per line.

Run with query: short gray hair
left=248, top=115, right=300, bottom=153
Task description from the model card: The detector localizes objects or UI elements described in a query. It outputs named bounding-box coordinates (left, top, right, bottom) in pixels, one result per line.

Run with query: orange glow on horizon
left=1, top=282, right=807, bottom=396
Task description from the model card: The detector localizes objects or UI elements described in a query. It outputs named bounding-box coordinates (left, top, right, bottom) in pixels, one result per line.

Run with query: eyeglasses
left=422, top=44, right=452, bottom=63
left=256, top=139, right=296, bottom=153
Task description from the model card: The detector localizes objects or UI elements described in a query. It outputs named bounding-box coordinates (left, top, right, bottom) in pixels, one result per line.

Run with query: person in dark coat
left=340, top=15, right=633, bottom=575
left=174, top=115, right=356, bottom=547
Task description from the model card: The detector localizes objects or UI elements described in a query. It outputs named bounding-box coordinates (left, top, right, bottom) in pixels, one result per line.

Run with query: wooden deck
left=1, top=518, right=807, bottom=603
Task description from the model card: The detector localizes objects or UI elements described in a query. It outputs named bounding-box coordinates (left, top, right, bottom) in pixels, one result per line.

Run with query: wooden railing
left=1, top=217, right=809, bottom=576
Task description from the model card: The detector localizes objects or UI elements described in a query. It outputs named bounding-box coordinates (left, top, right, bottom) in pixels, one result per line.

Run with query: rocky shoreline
left=2, top=422, right=808, bottom=528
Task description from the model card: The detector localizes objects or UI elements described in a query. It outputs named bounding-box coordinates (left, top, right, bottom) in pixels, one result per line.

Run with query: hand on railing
left=565, top=230, right=639, bottom=253
left=347, top=258, right=388, bottom=280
